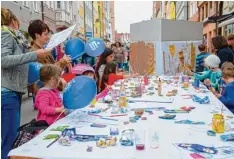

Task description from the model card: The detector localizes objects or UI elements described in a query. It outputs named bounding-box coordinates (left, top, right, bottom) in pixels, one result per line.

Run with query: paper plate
left=63, top=76, right=97, bottom=109
left=65, top=38, right=85, bottom=59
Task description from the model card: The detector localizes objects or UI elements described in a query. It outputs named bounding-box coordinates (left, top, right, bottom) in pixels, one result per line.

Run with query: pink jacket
left=35, top=88, right=65, bottom=125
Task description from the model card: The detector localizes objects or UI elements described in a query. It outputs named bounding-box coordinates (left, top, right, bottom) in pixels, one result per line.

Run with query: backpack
left=12, top=119, right=49, bottom=149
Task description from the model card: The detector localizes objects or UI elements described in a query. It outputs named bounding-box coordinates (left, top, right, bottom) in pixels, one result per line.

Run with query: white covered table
left=9, top=76, right=234, bottom=159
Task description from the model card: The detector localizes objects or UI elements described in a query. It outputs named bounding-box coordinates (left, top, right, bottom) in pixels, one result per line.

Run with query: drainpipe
left=41, top=1, right=44, bottom=22
left=84, top=1, right=86, bottom=40
left=216, top=1, right=218, bottom=36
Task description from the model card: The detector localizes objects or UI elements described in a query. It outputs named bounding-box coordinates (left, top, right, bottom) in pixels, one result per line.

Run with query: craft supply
left=175, top=120, right=205, bottom=125
left=46, top=137, right=60, bottom=148
left=88, top=109, right=101, bottom=114
left=189, top=153, right=205, bottom=159
left=58, top=136, right=71, bottom=146
left=120, top=107, right=127, bottom=113
left=207, top=130, right=216, bottom=136
left=106, top=137, right=117, bottom=146
left=192, top=95, right=210, bottom=104
left=86, top=146, right=93, bottom=152
left=123, top=121, right=129, bottom=125
left=158, top=78, right=162, bottom=96
left=144, top=110, right=153, bottom=114
left=193, top=78, right=200, bottom=89
left=50, top=126, right=69, bottom=132
left=141, top=117, right=147, bottom=120
left=177, top=143, right=218, bottom=154
left=96, top=138, right=107, bottom=148
left=110, top=128, right=119, bottom=136
left=109, top=114, right=128, bottom=117
left=159, top=114, right=176, bottom=119
left=164, top=109, right=189, bottom=113
left=44, top=134, right=59, bottom=140
left=75, top=135, right=109, bottom=142
left=100, top=117, right=119, bottom=121
left=135, top=130, right=145, bottom=150
left=119, top=82, right=127, bottom=107
left=183, top=82, right=189, bottom=88
left=90, top=123, right=107, bottom=128
left=144, top=76, right=149, bottom=85
left=88, top=114, right=103, bottom=117
left=134, top=109, right=144, bottom=116
left=180, top=106, right=195, bottom=111
left=129, top=118, right=137, bottom=123
left=220, top=134, right=234, bottom=141
left=212, top=114, right=225, bottom=133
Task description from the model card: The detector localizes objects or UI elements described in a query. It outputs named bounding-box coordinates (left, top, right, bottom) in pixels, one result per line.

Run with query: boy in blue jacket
left=212, top=62, right=234, bottom=113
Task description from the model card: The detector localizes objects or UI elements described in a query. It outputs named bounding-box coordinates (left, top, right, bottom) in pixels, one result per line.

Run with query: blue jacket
left=216, top=47, right=234, bottom=68
left=219, top=82, right=234, bottom=113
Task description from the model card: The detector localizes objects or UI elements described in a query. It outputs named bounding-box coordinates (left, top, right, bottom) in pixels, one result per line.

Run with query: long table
left=9, top=76, right=234, bottom=159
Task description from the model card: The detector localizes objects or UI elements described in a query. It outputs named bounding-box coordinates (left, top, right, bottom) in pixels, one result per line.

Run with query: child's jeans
left=118, top=63, right=123, bottom=69
left=1, top=88, right=21, bottom=159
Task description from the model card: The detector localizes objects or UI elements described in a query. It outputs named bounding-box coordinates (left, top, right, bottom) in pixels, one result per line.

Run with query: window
left=23, top=1, right=29, bottom=7
left=209, top=1, right=212, bottom=16
left=32, top=1, right=38, bottom=11
left=57, top=1, right=61, bottom=9
left=205, top=4, right=208, bottom=18
left=202, top=7, right=204, bottom=21
left=56, top=13, right=62, bottom=20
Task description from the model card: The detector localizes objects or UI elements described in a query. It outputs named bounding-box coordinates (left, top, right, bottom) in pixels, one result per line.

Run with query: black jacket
left=216, top=47, right=234, bottom=68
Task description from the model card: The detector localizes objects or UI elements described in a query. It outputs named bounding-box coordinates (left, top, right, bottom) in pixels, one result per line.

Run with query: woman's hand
left=35, top=48, right=51, bottom=59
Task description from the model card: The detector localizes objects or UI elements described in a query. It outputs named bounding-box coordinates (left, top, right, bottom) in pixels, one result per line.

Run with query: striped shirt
left=195, top=52, right=210, bottom=72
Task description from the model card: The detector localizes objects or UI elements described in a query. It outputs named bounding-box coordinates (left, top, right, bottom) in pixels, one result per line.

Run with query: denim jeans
left=1, top=88, right=21, bottom=159
left=118, top=63, right=123, bottom=69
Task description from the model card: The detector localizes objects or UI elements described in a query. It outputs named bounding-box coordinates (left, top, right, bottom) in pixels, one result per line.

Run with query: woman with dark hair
left=101, top=62, right=138, bottom=91
left=113, top=42, right=125, bottom=69
left=95, top=48, right=114, bottom=92
left=212, top=36, right=234, bottom=68
left=28, top=20, right=71, bottom=68
left=1, top=8, right=50, bottom=159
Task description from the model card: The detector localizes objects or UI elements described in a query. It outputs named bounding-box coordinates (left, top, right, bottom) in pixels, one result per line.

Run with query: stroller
left=12, top=119, right=49, bottom=149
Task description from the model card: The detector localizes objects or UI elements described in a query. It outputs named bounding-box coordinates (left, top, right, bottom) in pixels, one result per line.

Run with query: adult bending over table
left=1, top=8, right=50, bottom=159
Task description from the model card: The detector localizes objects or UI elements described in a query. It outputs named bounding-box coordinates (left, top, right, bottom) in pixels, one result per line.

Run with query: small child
left=187, top=54, right=222, bottom=92
left=211, top=62, right=234, bottom=113
left=100, top=62, right=139, bottom=91
left=35, top=64, right=65, bottom=125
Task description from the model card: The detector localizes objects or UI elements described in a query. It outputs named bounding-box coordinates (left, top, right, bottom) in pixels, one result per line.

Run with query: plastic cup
left=135, top=130, right=145, bottom=150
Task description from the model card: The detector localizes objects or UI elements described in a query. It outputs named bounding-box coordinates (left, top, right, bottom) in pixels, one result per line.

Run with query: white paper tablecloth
left=9, top=76, right=234, bottom=159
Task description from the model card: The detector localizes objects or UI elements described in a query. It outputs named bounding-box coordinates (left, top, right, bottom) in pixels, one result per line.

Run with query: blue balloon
left=28, top=62, right=43, bottom=85
left=63, top=76, right=97, bottom=109
left=85, top=38, right=105, bottom=57
left=65, top=38, right=85, bottom=60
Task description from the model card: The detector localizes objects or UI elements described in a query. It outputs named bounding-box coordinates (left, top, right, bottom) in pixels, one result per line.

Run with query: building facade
left=188, top=1, right=199, bottom=22
left=93, top=1, right=100, bottom=38
left=110, top=1, right=115, bottom=42
left=220, top=1, right=234, bottom=36
left=176, top=1, right=188, bottom=20
left=78, top=2, right=85, bottom=38
left=84, top=1, right=93, bottom=39
left=199, top=1, right=221, bottom=51
left=1, top=1, right=42, bottom=32
left=104, top=1, right=111, bottom=40
left=153, top=1, right=161, bottom=18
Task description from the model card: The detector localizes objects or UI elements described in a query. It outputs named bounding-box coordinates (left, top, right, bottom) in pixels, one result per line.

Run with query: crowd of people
left=1, top=7, right=234, bottom=159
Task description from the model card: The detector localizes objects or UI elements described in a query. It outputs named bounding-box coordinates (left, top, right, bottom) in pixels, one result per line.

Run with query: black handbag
left=12, top=119, right=49, bottom=149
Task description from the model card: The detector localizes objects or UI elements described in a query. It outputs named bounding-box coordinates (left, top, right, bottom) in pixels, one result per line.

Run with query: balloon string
left=54, top=109, right=66, bottom=123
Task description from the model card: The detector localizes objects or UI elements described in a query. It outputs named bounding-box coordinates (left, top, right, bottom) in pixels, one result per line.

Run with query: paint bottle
left=158, top=78, right=162, bottom=96
left=144, top=76, right=149, bottom=85
left=212, top=114, right=225, bottom=133
left=119, top=82, right=127, bottom=107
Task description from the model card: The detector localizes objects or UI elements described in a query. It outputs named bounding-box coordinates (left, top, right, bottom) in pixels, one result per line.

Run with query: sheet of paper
left=46, top=25, right=76, bottom=49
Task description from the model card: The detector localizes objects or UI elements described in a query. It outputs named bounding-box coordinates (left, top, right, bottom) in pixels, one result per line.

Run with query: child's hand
left=204, top=79, right=211, bottom=86
left=56, top=106, right=65, bottom=113
left=133, top=73, right=139, bottom=77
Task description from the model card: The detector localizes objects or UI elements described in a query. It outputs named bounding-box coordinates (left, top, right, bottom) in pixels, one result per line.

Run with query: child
left=100, top=62, right=139, bottom=91
left=195, top=44, right=210, bottom=73
left=35, top=64, right=65, bottom=125
left=186, top=54, right=222, bottom=92
left=211, top=62, right=234, bottom=113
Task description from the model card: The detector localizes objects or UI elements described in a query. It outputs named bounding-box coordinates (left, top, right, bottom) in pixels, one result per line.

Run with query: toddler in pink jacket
left=35, top=64, right=65, bottom=125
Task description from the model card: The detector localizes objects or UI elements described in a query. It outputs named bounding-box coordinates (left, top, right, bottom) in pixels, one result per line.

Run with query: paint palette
left=158, top=114, right=176, bottom=120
